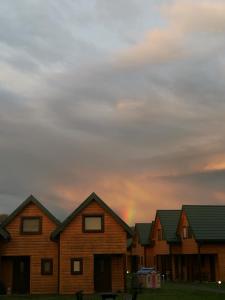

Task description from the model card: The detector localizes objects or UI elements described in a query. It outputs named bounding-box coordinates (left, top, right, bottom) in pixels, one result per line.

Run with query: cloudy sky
left=1, top=0, right=225, bottom=224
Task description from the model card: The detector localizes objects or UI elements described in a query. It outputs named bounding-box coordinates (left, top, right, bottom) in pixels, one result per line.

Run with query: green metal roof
left=135, top=223, right=152, bottom=246
left=156, top=210, right=181, bottom=243
left=1, top=195, right=60, bottom=229
left=51, top=192, right=133, bottom=240
left=183, top=205, right=225, bottom=242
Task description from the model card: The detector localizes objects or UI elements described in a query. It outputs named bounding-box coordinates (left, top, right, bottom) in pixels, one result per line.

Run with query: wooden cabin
left=0, top=195, right=60, bottom=295
left=152, top=210, right=180, bottom=280
left=174, top=205, right=225, bottom=282
left=130, top=223, right=152, bottom=272
left=51, top=192, right=133, bottom=294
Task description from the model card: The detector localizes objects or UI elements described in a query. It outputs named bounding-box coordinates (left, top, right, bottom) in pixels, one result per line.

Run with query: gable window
left=71, top=258, right=83, bottom=275
left=157, top=229, right=163, bottom=241
left=41, top=258, right=53, bottom=275
left=82, top=215, right=104, bottom=232
left=183, top=226, right=191, bottom=239
left=21, top=216, right=42, bottom=234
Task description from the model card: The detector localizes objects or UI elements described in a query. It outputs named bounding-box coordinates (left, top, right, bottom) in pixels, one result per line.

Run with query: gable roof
left=182, top=205, right=225, bottom=242
left=1, top=195, right=60, bottom=229
left=135, top=223, right=152, bottom=246
left=156, top=210, right=181, bottom=243
left=51, top=192, right=133, bottom=240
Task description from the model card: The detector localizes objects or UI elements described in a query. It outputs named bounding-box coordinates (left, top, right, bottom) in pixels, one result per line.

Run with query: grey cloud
left=1, top=0, right=225, bottom=221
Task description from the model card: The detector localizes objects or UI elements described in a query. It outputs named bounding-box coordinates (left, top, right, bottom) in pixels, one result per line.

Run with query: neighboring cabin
left=0, top=195, right=60, bottom=294
left=151, top=210, right=181, bottom=279
left=174, top=205, right=225, bottom=282
left=129, top=223, right=153, bottom=272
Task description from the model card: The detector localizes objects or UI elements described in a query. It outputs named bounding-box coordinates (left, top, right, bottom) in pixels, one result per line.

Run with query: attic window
left=83, top=215, right=104, bottom=232
left=21, top=217, right=42, bottom=234
left=157, top=229, right=163, bottom=241
left=183, top=226, right=191, bottom=239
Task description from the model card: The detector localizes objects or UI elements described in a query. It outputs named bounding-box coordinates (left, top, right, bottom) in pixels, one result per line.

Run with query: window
left=183, top=226, right=192, bottom=239
left=82, top=215, right=104, bottom=232
left=21, top=216, right=42, bottom=234
left=158, top=229, right=163, bottom=241
left=71, top=258, right=83, bottom=275
left=183, top=226, right=188, bottom=239
left=41, top=259, right=53, bottom=275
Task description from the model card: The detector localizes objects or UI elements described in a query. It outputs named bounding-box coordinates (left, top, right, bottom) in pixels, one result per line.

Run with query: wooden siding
left=0, top=202, right=58, bottom=294
left=59, top=200, right=127, bottom=294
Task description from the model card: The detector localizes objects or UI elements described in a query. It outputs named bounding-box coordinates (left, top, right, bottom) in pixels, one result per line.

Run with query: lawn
left=1, top=282, right=225, bottom=300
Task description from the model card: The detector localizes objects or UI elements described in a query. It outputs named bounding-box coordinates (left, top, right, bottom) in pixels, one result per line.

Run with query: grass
left=1, top=282, right=225, bottom=300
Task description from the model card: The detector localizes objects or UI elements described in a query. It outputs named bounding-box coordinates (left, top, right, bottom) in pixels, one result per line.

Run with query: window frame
left=82, top=214, right=104, bottom=233
left=20, top=216, right=42, bottom=235
left=71, top=258, right=83, bottom=275
left=41, top=258, right=53, bottom=275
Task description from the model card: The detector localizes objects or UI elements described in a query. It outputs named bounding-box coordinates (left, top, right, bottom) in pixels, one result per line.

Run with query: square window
left=83, top=215, right=104, bottom=232
left=71, top=258, right=83, bottom=275
left=21, top=217, right=42, bottom=234
left=41, top=259, right=53, bottom=275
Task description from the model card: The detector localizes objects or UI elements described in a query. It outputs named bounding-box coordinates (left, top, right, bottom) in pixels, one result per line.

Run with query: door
left=209, top=255, right=216, bottom=282
left=12, top=256, right=30, bottom=294
left=94, top=255, right=112, bottom=292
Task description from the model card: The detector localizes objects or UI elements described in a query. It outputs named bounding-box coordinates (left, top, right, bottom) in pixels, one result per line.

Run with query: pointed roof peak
left=1, top=195, right=60, bottom=228
left=51, top=193, right=133, bottom=240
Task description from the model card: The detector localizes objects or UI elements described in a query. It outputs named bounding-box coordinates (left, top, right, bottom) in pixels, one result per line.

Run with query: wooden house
left=174, top=205, right=225, bottom=282
left=51, top=192, right=133, bottom=294
left=151, top=210, right=180, bottom=280
left=0, top=195, right=60, bottom=295
left=129, top=223, right=152, bottom=272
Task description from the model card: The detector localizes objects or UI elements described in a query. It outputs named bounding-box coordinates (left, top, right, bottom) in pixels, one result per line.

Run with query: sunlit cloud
left=117, top=0, right=225, bottom=66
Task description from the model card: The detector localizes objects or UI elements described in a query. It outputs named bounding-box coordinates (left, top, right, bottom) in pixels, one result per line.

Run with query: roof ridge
left=51, top=192, right=133, bottom=240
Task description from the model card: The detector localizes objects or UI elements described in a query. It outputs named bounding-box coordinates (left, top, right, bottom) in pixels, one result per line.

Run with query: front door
left=12, top=256, right=30, bottom=294
left=209, top=255, right=216, bottom=282
left=94, top=255, right=112, bottom=292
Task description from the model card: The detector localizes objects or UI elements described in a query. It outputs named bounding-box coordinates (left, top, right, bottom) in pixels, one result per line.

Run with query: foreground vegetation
left=1, top=282, right=225, bottom=300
